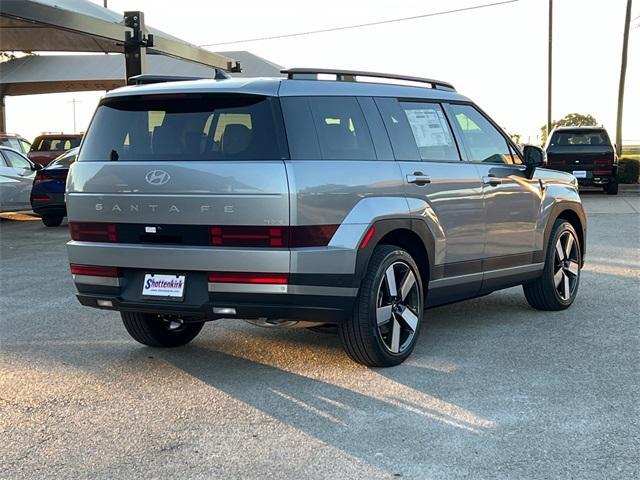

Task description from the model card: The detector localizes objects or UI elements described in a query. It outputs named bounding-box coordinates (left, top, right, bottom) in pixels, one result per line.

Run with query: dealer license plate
left=142, top=273, right=186, bottom=299
left=572, top=170, right=587, bottom=178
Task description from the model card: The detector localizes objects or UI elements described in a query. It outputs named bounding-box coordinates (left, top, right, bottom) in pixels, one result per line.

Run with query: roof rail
left=128, top=70, right=231, bottom=85
left=281, top=68, right=455, bottom=91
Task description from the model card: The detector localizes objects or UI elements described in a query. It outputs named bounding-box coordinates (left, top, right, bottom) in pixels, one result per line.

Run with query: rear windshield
left=0, top=137, right=21, bottom=151
left=32, top=137, right=81, bottom=152
left=78, top=94, right=288, bottom=162
left=47, top=148, right=79, bottom=169
left=549, top=131, right=610, bottom=147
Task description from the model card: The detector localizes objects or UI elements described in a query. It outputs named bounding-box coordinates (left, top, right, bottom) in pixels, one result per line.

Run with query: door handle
left=482, top=175, right=502, bottom=186
left=407, top=172, right=431, bottom=185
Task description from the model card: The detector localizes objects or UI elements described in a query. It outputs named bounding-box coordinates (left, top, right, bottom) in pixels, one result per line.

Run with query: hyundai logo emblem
left=145, top=169, right=171, bottom=186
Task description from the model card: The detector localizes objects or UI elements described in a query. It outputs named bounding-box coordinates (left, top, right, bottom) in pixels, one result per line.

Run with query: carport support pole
left=124, top=11, right=148, bottom=84
left=546, top=0, right=553, bottom=141
left=0, top=94, right=5, bottom=133
left=615, top=0, right=632, bottom=157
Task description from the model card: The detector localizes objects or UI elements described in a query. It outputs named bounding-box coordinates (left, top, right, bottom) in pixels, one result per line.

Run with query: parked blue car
left=30, top=147, right=78, bottom=226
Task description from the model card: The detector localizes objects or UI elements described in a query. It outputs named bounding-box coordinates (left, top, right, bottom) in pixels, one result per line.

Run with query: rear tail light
left=290, top=225, right=339, bottom=248
left=70, top=264, right=120, bottom=277
left=208, top=272, right=288, bottom=284
left=31, top=195, right=50, bottom=202
left=210, top=226, right=287, bottom=247
left=594, top=158, right=612, bottom=175
left=69, top=222, right=117, bottom=242
left=32, top=172, right=45, bottom=185
left=209, top=225, right=338, bottom=248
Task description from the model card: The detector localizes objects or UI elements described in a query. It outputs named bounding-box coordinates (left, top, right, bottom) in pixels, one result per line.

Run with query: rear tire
left=523, top=220, right=581, bottom=311
left=605, top=179, right=618, bottom=195
left=41, top=214, right=63, bottom=227
left=121, top=311, right=204, bottom=347
left=339, top=245, right=424, bottom=367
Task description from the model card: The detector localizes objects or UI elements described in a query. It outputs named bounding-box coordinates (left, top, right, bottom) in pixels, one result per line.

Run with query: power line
left=199, top=0, right=520, bottom=47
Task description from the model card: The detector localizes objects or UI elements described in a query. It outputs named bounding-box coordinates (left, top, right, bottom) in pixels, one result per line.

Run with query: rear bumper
left=31, top=193, right=66, bottom=216
left=73, top=268, right=357, bottom=323
left=550, top=166, right=618, bottom=186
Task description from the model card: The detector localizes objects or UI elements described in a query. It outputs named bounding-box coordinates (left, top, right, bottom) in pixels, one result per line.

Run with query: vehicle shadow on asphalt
left=156, top=336, right=495, bottom=475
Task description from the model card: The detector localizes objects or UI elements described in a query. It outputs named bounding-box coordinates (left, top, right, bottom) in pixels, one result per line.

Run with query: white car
left=0, top=146, right=41, bottom=212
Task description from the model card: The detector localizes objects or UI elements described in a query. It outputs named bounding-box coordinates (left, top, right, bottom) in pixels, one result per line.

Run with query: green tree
left=540, top=113, right=598, bottom=144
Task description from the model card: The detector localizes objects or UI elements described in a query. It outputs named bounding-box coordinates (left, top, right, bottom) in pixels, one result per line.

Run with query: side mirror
left=522, top=145, right=545, bottom=177
left=32, top=163, right=43, bottom=171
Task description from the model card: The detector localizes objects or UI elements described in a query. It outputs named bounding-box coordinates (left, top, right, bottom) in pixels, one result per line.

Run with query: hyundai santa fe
left=66, top=68, right=586, bottom=367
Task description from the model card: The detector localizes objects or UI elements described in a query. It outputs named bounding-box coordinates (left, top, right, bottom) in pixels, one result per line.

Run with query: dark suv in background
left=545, top=126, right=618, bottom=195
left=28, top=133, right=83, bottom=167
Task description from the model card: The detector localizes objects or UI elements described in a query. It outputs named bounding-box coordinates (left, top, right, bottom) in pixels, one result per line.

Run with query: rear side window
left=281, top=96, right=376, bottom=160
left=400, top=102, right=459, bottom=161
left=78, top=94, right=288, bottom=162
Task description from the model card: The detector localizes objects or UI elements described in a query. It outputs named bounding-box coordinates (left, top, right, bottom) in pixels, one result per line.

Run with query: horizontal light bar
left=207, top=272, right=288, bottom=284
left=70, top=264, right=120, bottom=277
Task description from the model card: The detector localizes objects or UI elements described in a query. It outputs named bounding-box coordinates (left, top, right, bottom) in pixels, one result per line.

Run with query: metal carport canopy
left=0, top=0, right=239, bottom=71
left=0, top=52, right=284, bottom=96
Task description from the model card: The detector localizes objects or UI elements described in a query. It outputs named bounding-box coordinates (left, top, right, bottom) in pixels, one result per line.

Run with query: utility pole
left=68, top=98, right=81, bottom=133
left=615, top=0, right=632, bottom=157
left=547, top=0, right=553, bottom=141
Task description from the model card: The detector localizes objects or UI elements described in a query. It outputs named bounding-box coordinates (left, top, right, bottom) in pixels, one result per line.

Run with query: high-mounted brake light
left=69, top=222, right=117, bottom=242
left=208, top=272, right=288, bottom=284
left=70, top=264, right=120, bottom=277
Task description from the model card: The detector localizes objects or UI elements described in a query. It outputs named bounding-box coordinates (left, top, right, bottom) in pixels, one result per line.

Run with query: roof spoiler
left=128, top=69, right=231, bottom=85
left=281, top=68, right=455, bottom=91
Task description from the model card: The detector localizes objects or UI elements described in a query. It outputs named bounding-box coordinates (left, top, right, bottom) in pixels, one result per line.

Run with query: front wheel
left=121, top=312, right=204, bottom=347
left=523, top=220, right=581, bottom=310
left=339, top=245, right=424, bottom=367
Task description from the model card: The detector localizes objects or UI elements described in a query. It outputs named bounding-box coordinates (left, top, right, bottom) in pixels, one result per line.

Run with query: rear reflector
left=69, top=222, right=117, bottom=242
left=70, top=264, right=120, bottom=277
left=31, top=196, right=50, bottom=202
left=594, top=169, right=612, bottom=175
left=209, top=225, right=338, bottom=248
left=360, top=226, right=376, bottom=249
left=208, top=272, right=288, bottom=284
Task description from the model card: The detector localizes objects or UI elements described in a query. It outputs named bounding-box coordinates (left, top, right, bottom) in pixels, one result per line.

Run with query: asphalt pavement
left=1, top=193, right=638, bottom=479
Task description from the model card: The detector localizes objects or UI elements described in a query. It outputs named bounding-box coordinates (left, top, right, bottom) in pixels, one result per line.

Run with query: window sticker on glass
left=404, top=108, right=453, bottom=148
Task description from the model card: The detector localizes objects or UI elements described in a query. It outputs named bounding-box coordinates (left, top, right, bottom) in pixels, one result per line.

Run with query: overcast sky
left=5, top=0, right=639, bottom=145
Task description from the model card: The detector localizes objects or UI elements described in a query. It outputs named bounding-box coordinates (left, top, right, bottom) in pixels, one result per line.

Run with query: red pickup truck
left=28, top=133, right=83, bottom=167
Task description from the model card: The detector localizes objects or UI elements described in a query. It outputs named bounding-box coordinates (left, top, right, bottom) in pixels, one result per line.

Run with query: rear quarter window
left=78, top=94, right=288, bottom=162
left=281, top=96, right=377, bottom=160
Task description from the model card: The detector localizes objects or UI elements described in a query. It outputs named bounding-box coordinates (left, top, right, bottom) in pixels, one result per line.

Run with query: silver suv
left=66, top=69, right=586, bottom=367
